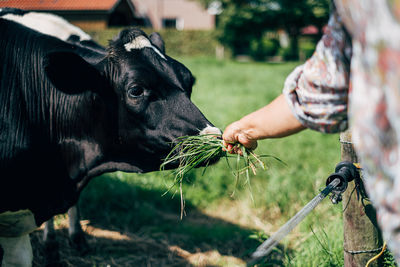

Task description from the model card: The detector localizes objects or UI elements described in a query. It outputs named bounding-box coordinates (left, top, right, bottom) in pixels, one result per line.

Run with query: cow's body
left=0, top=8, right=106, bottom=253
left=0, top=16, right=219, bottom=266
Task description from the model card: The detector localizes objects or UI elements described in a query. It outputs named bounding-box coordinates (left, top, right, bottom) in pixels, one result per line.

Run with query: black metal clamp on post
left=326, top=161, right=359, bottom=204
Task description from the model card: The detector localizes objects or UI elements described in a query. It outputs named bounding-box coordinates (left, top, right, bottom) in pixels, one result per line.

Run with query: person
left=222, top=1, right=400, bottom=264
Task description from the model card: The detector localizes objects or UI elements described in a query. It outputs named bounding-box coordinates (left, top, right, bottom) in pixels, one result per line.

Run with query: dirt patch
left=30, top=217, right=247, bottom=267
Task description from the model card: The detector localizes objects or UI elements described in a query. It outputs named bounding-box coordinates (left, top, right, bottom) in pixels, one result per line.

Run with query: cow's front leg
left=0, top=234, right=33, bottom=267
left=67, top=206, right=88, bottom=253
left=43, top=217, right=60, bottom=266
left=43, top=217, right=55, bottom=243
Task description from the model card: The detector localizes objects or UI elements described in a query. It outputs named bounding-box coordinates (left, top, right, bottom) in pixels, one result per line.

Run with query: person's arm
left=223, top=94, right=305, bottom=151
left=223, top=6, right=352, bottom=152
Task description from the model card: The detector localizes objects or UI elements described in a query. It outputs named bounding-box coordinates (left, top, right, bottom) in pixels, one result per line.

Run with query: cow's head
left=44, top=28, right=220, bottom=172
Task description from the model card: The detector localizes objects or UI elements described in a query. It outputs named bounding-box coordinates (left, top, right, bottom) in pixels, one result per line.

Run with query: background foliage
left=88, top=27, right=318, bottom=61
left=197, top=0, right=330, bottom=59
left=86, top=0, right=331, bottom=61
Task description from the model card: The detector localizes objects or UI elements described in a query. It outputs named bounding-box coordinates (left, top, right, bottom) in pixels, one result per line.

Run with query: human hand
left=222, top=121, right=257, bottom=154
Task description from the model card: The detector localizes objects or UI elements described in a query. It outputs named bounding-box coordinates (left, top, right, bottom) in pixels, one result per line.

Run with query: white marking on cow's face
left=0, top=235, right=33, bottom=267
left=199, top=125, right=222, bottom=136
left=124, top=35, right=166, bottom=60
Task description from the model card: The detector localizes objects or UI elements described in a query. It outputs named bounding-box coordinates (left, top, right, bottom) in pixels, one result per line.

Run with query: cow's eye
left=127, top=86, right=144, bottom=98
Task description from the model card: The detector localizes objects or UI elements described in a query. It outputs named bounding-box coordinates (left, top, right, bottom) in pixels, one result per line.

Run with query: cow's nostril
left=199, top=125, right=221, bottom=136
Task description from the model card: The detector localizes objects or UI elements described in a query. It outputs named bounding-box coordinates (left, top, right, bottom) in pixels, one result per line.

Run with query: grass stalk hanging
left=160, top=134, right=282, bottom=218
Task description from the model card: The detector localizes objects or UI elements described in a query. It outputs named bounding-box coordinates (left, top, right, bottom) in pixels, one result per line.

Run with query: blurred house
left=132, top=0, right=214, bottom=30
left=0, top=0, right=215, bottom=30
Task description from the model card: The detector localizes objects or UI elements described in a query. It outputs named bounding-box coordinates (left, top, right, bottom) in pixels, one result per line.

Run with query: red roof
left=0, top=0, right=118, bottom=11
left=301, top=25, right=318, bottom=35
left=301, top=25, right=328, bottom=35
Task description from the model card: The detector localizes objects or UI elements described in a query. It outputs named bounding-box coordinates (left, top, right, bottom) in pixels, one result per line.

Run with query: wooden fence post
left=340, top=130, right=383, bottom=266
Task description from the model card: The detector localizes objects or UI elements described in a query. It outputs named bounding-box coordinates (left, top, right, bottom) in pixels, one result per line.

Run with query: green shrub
left=299, top=38, right=317, bottom=60
left=159, top=29, right=218, bottom=57
left=278, top=46, right=295, bottom=61
left=87, top=28, right=219, bottom=57
left=249, top=38, right=280, bottom=61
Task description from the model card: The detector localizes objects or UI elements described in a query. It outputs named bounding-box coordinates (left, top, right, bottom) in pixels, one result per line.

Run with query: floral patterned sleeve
left=283, top=8, right=352, bottom=133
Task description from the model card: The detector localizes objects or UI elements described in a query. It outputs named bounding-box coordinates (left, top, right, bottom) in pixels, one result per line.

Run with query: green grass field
left=82, top=58, right=346, bottom=266
left=33, top=58, right=373, bottom=266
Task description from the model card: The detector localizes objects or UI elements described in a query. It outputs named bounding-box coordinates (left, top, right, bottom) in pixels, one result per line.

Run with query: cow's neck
left=75, top=147, right=162, bottom=192
left=57, top=138, right=105, bottom=181
left=50, top=90, right=112, bottom=182
left=76, top=161, right=143, bottom=191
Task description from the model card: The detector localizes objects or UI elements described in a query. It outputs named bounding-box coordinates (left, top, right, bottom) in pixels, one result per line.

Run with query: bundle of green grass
left=161, top=134, right=283, bottom=218
left=161, top=133, right=279, bottom=189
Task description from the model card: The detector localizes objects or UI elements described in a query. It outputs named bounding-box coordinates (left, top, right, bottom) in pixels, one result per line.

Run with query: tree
left=277, top=0, right=330, bottom=59
left=216, top=1, right=279, bottom=56
left=197, top=0, right=330, bottom=59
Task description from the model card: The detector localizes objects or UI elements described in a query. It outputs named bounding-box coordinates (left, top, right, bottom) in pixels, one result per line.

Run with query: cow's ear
left=149, top=32, right=165, bottom=54
left=44, top=51, right=104, bottom=94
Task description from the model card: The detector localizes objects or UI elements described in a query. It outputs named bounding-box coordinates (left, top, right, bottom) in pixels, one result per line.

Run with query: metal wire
left=344, top=246, right=385, bottom=255
left=247, top=178, right=341, bottom=266
left=339, top=140, right=354, bottom=145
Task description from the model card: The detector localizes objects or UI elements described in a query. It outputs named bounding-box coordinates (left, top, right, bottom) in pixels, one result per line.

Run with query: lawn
left=32, top=58, right=350, bottom=266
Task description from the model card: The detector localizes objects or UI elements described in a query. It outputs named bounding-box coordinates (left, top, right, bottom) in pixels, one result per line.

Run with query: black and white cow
left=0, top=7, right=105, bottom=254
left=0, top=15, right=220, bottom=266
left=0, top=7, right=111, bottom=252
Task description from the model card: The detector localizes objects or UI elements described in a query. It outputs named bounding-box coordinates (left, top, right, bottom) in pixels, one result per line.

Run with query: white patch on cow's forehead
left=199, top=125, right=222, bottom=136
left=124, top=35, right=151, bottom=50
left=124, top=35, right=166, bottom=60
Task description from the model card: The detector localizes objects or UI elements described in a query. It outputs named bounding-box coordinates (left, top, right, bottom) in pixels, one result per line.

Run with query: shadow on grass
left=31, top=173, right=290, bottom=267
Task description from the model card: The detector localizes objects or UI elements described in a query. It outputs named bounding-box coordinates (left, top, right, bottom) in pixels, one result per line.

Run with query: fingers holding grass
left=223, top=139, right=257, bottom=155
left=222, top=123, right=257, bottom=154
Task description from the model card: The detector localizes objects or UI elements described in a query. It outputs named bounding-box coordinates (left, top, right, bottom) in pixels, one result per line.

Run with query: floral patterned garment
left=283, top=0, right=400, bottom=262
